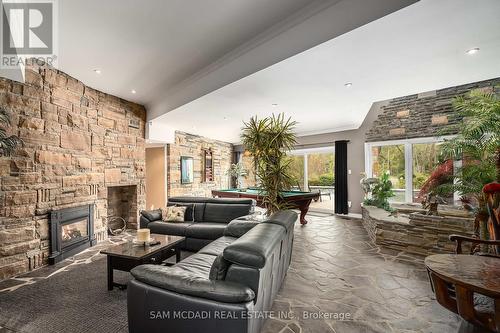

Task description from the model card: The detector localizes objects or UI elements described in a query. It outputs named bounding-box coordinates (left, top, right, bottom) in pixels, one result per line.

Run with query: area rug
left=0, top=257, right=131, bottom=333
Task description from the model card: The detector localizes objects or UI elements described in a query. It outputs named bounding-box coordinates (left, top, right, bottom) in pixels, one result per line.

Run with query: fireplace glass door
left=61, top=219, right=89, bottom=248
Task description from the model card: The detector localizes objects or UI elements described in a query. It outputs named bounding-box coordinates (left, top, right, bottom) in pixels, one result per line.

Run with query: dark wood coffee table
left=425, top=254, right=500, bottom=332
left=101, top=234, right=185, bottom=290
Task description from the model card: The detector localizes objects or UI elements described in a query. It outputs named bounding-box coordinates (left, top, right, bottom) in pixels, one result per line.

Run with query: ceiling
left=55, top=0, right=418, bottom=136
left=154, top=0, right=500, bottom=143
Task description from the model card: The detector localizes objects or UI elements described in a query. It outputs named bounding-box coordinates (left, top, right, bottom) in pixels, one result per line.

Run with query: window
left=370, top=144, right=406, bottom=202
left=365, top=137, right=456, bottom=204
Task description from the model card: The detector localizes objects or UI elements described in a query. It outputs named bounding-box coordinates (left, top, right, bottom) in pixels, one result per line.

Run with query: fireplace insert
left=49, top=204, right=96, bottom=264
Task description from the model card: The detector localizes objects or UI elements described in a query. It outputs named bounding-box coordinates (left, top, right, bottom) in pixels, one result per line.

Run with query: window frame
left=364, top=136, right=457, bottom=203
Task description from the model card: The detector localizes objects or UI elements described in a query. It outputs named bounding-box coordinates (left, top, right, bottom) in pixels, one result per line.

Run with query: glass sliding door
left=289, top=147, right=335, bottom=212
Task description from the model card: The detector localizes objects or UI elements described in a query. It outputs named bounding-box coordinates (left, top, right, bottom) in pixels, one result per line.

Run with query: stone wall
left=167, top=132, right=232, bottom=197
left=366, top=77, right=500, bottom=141
left=0, top=65, right=146, bottom=280
left=361, top=205, right=474, bottom=256
left=239, top=155, right=256, bottom=188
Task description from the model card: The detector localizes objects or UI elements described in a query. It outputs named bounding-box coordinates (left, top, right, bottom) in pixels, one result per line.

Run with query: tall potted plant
left=0, top=107, right=22, bottom=156
left=438, top=88, right=500, bottom=239
left=241, top=113, right=297, bottom=215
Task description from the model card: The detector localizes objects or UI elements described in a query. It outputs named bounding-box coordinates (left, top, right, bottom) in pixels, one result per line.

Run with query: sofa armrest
left=140, top=209, right=161, bottom=228
left=130, top=264, right=255, bottom=303
left=224, top=219, right=260, bottom=238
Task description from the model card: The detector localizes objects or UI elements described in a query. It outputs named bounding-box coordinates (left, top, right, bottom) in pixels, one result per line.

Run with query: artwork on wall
left=202, top=148, right=214, bottom=182
left=180, top=156, right=194, bottom=184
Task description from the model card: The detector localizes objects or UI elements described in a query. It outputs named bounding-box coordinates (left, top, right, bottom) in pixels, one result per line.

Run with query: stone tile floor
left=261, top=213, right=462, bottom=333
left=0, top=213, right=466, bottom=332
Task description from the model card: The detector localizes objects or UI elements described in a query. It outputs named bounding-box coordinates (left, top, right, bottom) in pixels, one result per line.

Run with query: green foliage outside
left=287, top=153, right=334, bottom=187
left=309, top=174, right=334, bottom=186
left=363, top=172, right=396, bottom=212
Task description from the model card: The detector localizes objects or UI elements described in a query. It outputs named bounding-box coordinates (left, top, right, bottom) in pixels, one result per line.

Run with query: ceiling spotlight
left=93, top=69, right=102, bottom=74
left=271, top=103, right=278, bottom=107
left=223, top=117, right=228, bottom=121
left=131, top=89, right=137, bottom=94
left=344, top=82, right=353, bottom=88
left=466, top=48, right=480, bottom=55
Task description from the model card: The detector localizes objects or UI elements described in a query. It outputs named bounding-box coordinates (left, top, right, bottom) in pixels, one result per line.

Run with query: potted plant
left=363, top=172, right=396, bottom=213
left=241, top=113, right=297, bottom=215
left=0, top=107, right=22, bottom=156
left=227, top=162, right=247, bottom=189
left=438, top=88, right=500, bottom=240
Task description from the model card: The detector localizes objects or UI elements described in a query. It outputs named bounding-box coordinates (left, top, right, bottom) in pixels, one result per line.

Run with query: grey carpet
left=0, top=258, right=130, bottom=333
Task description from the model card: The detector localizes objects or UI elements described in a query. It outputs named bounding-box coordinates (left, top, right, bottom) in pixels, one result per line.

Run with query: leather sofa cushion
left=148, top=221, right=192, bottom=236
left=131, top=254, right=255, bottom=303
left=199, top=236, right=237, bottom=256
left=224, top=219, right=260, bottom=238
left=223, top=223, right=285, bottom=268
left=167, top=202, right=195, bottom=222
left=204, top=203, right=252, bottom=223
left=263, top=210, right=297, bottom=232
left=209, top=254, right=231, bottom=280
left=141, top=209, right=161, bottom=222
left=186, top=222, right=227, bottom=240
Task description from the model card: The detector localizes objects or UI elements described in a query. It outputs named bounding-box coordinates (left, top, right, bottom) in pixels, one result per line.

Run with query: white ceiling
left=155, top=0, right=500, bottom=143
left=55, top=0, right=417, bottom=128
left=58, top=0, right=314, bottom=103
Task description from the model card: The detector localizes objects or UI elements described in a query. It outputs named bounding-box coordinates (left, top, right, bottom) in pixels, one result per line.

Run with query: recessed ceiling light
left=466, top=48, right=480, bottom=55
left=223, top=117, right=228, bottom=121
left=131, top=89, right=136, bottom=94
left=271, top=103, right=278, bottom=107
left=344, top=82, right=353, bottom=87
left=93, top=69, right=102, bottom=74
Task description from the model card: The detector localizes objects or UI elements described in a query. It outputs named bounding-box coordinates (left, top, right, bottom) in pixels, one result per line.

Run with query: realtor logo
left=1, top=0, right=58, bottom=68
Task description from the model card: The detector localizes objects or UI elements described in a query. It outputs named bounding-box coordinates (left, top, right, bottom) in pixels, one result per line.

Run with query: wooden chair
left=429, top=182, right=500, bottom=332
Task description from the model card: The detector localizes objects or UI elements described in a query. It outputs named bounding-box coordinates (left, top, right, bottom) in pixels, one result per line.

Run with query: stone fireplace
left=48, top=204, right=96, bottom=264
left=107, top=185, right=138, bottom=230
left=0, top=64, right=146, bottom=280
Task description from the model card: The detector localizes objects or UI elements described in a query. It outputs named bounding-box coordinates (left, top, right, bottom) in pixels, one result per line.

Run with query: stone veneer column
left=0, top=64, right=146, bottom=280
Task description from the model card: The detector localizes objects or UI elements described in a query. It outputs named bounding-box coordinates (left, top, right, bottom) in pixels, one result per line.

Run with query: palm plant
left=0, top=108, right=22, bottom=156
left=241, top=113, right=297, bottom=214
left=437, top=88, right=500, bottom=239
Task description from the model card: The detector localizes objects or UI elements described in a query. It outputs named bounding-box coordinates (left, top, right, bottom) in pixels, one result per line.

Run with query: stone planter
left=361, top=205, right=474, bottom=256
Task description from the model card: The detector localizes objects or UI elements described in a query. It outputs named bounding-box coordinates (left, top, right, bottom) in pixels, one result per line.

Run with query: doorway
left=288, top=147, right=335, bottom=213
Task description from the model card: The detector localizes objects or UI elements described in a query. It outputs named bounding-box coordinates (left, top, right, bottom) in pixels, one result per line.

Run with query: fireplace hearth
left=49, top=204, right=96, bottom=264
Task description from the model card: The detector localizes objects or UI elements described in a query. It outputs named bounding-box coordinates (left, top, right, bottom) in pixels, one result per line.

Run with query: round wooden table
left=425, top=254, right=500, bottom=332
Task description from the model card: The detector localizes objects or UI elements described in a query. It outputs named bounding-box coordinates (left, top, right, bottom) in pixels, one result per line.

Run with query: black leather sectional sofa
left=129, top=197, right=297, bottom=333
left=139, top=197, right=255, bottom=251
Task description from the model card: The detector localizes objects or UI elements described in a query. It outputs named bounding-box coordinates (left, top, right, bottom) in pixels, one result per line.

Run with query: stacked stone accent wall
left=0, top=65, right=146, bottom=280
left=167, top=132, right=232, bottom=197
left=366, top=77, right=500, bottom=142
left=362, top=206, right=474, bottom=256
left=240, top=155, right=256, bottom=188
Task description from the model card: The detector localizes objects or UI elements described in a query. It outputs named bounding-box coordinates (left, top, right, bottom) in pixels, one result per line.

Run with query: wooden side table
left=425, top=254, right=500, bottom=332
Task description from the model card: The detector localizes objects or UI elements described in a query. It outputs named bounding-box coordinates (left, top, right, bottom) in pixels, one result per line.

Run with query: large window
left=370, top=144, right=406, bottom=202
left=365, top=137, right=456, bottom=204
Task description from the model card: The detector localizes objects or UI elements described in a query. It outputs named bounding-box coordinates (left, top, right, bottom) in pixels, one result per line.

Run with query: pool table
left=211, top=188, right=320, bottom=225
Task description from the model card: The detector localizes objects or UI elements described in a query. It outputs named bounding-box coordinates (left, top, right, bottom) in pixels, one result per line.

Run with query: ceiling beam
left=147, top=0, right=418, bottom=121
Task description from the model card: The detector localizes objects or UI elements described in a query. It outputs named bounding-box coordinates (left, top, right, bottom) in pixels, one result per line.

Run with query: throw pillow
left=160, top=206, right=187, bottom=222
left=166, top=202, right=195, bottom=222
